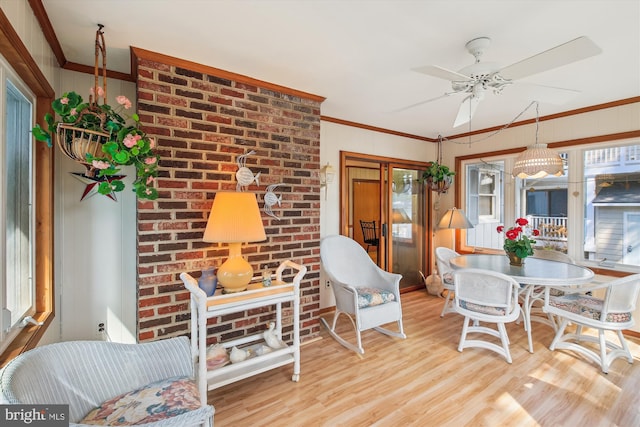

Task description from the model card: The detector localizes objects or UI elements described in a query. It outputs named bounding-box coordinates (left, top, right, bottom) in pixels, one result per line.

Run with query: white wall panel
left=56, top=70, right=137, bottom=343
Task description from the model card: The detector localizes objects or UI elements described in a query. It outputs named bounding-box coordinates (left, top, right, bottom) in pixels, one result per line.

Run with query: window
left=467, top=163, right=503, bottom=224
left=0, top=23, right=55, bottom=364
left=459, top=140, right=640, bottom=271
left=1, top=64, right=36, bottom=353
left=584, top=145, right=640, bottom=267
left=465, top=160, right=504, bottom=250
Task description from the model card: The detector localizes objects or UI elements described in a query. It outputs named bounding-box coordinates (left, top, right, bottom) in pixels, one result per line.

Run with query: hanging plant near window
left=420, top=161, right=455, bottom=193
left=419, top=136, right=455, bottom=193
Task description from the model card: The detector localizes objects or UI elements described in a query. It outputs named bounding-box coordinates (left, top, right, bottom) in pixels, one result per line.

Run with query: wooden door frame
left=339, top=151, right=433, bottom=288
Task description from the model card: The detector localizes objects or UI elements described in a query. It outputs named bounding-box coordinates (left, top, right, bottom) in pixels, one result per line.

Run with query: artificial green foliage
left=32, top=90, right=159, bottom=200
left=420, top=161, right=456, bottom=183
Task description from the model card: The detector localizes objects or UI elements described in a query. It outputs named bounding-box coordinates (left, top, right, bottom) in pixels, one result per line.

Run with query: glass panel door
left=341, top=152, right=430, bottom=291
left=389, top=166, right=426, bottom=290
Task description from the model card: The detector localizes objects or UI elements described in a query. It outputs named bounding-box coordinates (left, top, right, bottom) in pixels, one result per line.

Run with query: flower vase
left=507, top=252, right=524, bottom=267
left=198, top=267, right=217, bottom=296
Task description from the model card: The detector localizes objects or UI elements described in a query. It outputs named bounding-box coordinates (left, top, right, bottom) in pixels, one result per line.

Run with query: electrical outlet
left=97, top=322, right=105, bottom=335
left=325, top=280, right=331, bottom=288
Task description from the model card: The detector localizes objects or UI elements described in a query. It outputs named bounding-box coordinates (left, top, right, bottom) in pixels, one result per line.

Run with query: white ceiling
left=41, top=0, right=640, bottom=140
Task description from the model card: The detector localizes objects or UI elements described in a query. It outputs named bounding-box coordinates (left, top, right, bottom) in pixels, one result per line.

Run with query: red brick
left=136, top=57, right=321, bottom=345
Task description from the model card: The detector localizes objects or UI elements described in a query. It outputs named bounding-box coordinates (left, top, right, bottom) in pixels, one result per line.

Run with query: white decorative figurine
left=263, top=183, right=284, bottom=219
left=235, top=150, right=261, bottom=191
left=263, top=321, right=286, bottom=349
left=229, top=346, right=251, bottom=363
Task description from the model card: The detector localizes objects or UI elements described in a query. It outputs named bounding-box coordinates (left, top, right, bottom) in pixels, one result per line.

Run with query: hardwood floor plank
left=207, top=290, right=640, bottom=426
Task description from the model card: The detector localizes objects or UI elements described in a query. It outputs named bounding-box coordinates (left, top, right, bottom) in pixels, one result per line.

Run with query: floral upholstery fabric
left=459, top=300, right=507, bottom=316
left=80, top=376, right=201, bottom=425
left=356, top=287, right=395, bottom=308
left=549, top=293, right=632, bottom=323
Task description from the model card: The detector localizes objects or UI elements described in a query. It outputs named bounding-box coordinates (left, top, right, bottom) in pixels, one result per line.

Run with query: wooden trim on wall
left=322, top=116, right=436, bottom=142
left=341, top=150, right=431, bottom=168
left=0, top=9, right=55, bottom=367
left=455, top=130, right=640, bottom=163
left=64, top=61, right=135, bottom=82
left=447, top=97, right=640, bottom=140
left=0, top=10, right=54, bottom=98
left=130, top=46, right=325, bottom=103
left=27, top=0, right=65, bottom=68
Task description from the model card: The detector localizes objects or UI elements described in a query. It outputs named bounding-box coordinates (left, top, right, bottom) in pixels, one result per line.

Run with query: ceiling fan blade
left=453, top=95, right=482, bottom=128
left=499, top=36, right=602, bottom=81
left=509, top=82, right=581, bottom=105
left=413, top=65, right=471, bottom=82
left=391, top=92, right=461, bottom=113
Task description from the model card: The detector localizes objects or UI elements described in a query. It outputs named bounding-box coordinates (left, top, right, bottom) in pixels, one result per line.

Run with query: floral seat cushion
left=442, top=272, right=454, bottom=285
left=356, top=287, right=395, bottom=308
left=80, top=376, right=201, bottom=425
left=459, top=299, right=507, bottom=316
left=549, top=293, right=632, bottom=323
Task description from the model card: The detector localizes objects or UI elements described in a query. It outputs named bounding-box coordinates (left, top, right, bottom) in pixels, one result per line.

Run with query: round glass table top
left=449, top=254, right=594, bottom=286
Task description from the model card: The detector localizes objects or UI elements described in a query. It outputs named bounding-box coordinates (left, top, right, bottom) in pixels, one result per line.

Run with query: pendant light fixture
left=512, top=102, right=564, bottom=179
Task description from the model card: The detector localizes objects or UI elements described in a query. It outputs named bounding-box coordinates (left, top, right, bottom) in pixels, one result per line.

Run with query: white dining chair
left=519, top=249, right=578, bottom=352
left=544, top=274, right=640, bottom=373
left=435, top=247, right=460, bottom=317
left=453, top=268, right=522, bottom=363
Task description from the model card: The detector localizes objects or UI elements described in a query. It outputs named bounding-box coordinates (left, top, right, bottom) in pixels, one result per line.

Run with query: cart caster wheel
left=292, top=374, right=299, bottom=382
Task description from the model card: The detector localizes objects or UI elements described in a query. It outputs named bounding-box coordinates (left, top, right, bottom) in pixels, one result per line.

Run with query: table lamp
left=438, top=207, right=473, bottom=252
left=203, top=192, right=266, bottom=293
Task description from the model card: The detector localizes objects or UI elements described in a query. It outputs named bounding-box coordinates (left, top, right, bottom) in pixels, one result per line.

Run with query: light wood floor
left=207, top=289, right=640, bottom=426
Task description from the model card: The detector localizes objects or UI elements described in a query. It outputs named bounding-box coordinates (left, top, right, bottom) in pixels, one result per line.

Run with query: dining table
left=449, top=253, right=595, bottom=353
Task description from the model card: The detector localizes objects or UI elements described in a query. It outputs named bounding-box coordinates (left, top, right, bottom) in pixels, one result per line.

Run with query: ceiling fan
left=411, top=36, right=602, bottom=128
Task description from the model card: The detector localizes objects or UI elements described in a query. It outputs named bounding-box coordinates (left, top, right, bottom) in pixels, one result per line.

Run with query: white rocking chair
left=320, top=235, right=406, bottom=354
left=544, top=274, right=640, bottom=373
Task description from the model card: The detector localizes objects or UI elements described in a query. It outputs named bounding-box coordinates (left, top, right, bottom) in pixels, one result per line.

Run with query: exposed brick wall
left=134, top=56, right=322, bottom=346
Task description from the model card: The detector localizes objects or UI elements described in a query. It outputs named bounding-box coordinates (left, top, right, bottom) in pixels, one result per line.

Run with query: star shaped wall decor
left=71, top=172, right=126, bottom=201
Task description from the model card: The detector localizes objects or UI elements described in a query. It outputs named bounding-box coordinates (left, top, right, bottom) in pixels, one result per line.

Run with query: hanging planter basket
left=56, top=108, right=110, bottom=178
left=54, top=25, right=110, bottom=179
left=425, top=175, right=453, bottom=193
left=31, top=24, right=160, bottom=200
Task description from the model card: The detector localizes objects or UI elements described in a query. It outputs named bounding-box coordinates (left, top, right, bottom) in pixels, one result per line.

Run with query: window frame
left=0, top=15, right=55, bottom=366
left=2, top=73, right=37, bottom=350
left=454, top=135, right=640, bottom=277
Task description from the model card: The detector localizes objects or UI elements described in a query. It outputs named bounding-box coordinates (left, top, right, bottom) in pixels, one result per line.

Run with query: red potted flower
left=496, top=218, right=540, bottom=265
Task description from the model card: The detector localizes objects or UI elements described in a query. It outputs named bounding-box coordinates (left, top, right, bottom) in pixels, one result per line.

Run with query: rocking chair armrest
left=370, top=269, right=402, bottom=292
left=331, top=281, right=360, bottom=313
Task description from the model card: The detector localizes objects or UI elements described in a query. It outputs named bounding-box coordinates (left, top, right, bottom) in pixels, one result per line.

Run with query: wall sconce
left=203, top=192, right=266, bottom=293
left=320, top=162, right=335, bottom=200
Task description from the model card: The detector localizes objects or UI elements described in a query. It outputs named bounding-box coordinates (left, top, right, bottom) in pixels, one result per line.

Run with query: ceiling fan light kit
left=412, top=36, right=602, bottom=128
